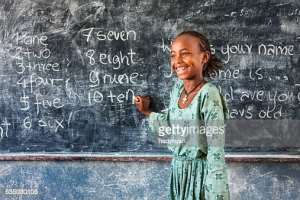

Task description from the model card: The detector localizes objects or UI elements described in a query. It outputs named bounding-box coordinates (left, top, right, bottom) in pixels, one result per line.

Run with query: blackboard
left=0, top=0, right=299, bottom=154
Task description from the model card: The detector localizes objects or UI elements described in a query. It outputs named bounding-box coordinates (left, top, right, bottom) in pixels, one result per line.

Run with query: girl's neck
left=183, top=78, right=206, bottom=92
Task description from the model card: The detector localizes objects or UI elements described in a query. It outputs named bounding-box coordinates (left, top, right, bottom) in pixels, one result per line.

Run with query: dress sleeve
left=149, top=83, right=179, bottom=133
left=147, top=80, right=181, bottom=137
left=148, top=110, right=170, bottom=136
left=201, top=86, right=230, bottom=200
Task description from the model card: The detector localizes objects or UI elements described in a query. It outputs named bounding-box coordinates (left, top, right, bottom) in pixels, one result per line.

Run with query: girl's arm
left=147, top=82, right=178, bottom=136
left=201, top=85, right=230, bottom=200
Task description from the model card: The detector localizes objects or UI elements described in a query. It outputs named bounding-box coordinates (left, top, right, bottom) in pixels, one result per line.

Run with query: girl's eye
left=170, top=52, right=191, bottom=59
left=181, top=52, right=191, bottom=56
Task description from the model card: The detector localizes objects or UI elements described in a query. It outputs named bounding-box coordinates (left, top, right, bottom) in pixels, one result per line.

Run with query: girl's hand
left=134, top=95, right=152, bottom=116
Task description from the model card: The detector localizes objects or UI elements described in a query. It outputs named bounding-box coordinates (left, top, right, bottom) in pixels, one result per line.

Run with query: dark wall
left=0, top=0, right=299, bottom=153
left=0, top=161, right=300, bottom=200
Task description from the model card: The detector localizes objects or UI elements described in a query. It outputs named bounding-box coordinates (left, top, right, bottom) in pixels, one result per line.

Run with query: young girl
left=135, top=31, right=230, bottom=200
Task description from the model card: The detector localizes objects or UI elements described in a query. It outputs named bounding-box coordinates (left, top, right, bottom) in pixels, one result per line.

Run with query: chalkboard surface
left=0, top=0, right=299, bottom=153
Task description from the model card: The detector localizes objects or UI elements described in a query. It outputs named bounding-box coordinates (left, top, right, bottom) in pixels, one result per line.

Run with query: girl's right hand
left=134, top=95, right=152, bottom=116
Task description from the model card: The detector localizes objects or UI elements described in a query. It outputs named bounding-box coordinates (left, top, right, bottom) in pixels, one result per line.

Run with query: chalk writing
left=221, top=43, right=253, bottom=63
left=88, top=89, right=135, bottom=105
left=85, top=49, right=137, bottom=69
left=89, top=71, right=140, bottom=87
left=0, top=118, right=11, bottom=139
left=81, top=28, right=137, bottom=42
left=12, top=33, right=48, bottom=47
left=216, top=43, right=294, bottom=63
left=258, top=44, right=294, bottom=57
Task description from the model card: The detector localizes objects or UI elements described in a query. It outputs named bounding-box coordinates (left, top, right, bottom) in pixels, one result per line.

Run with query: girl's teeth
left=176, top=67, right=186, bottom=72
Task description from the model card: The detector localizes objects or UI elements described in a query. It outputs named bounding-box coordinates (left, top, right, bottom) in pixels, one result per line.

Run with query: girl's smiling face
left=170, top=34, right=209, bottom=81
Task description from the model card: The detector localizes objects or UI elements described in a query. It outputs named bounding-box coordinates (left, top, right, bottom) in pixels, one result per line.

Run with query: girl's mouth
left=176, top=66, right=188, bottom=74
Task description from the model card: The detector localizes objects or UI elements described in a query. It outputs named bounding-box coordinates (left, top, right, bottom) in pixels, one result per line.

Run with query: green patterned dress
left=148, top=79, right=230, bottom=200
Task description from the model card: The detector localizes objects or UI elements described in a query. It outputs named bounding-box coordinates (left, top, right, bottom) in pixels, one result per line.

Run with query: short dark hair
left=174, top=31, right=223, bottom=78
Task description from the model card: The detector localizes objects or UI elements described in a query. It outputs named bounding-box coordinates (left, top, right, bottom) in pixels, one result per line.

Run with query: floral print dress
left=148, top=79, right=230, bottom=200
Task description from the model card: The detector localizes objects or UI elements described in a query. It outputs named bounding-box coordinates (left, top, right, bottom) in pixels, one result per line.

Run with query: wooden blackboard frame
left=0, top=153, right=299, bottom=163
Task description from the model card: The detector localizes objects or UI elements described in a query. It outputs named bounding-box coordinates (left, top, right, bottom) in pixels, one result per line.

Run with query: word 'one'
left=12, top=33, right=48, bottom=47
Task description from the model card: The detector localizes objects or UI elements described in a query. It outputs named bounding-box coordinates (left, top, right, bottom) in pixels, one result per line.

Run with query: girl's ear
left=170, top=66, right=174, bottom=73
left=202, top=51, right=210, bottom=65
left=170, top=63, right=175, bottom=74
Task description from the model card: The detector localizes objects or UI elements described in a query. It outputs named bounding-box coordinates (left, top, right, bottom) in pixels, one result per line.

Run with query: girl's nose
left=172, top=55, right=183, bottom=66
